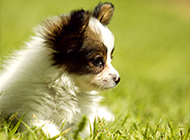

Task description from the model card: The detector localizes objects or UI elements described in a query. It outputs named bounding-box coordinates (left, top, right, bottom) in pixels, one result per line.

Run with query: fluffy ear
left=42, top=9, right=90, bottom=53
left=93, top=2, right=114, bottom=25
left=68, top=9, right=90, bottom=36
left=41, top=9, right=90, bottom=65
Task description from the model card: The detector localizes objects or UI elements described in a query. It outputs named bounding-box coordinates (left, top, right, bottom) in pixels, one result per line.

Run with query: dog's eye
left=93, top=56, right=104, bottom=67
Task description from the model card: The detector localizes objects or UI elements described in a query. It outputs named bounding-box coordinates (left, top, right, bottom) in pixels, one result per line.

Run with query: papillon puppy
left=0, top=2, right=120, bottom=138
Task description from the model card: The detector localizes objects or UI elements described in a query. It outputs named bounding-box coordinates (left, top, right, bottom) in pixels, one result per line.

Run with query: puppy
left=0, top=2, right=120, bottom=138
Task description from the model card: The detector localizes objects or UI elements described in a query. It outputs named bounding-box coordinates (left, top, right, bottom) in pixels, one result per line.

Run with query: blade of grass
left=8, top=112, right=18, bottom=121
left=183, top=127, right=190, bottom=140
left=73, top=115, right=87, bottom=139
left=168, top=120, right=174, bottom=138
left=93, top=117, right=97, bottom=139
left=50, top=127, right=71, bottom=140
left=18, top=118, right=39, bottom=140
left=9, top=112, right=27, bottom=136
left=60, top=119, right=67, bottom=130
left=7, top=112, right=18, bottom=130
left=121, top=113, right=129, bottom=127
left=89, top=119, right=93, bottom=138
left=153, top=119, right=162, bottom=138
left=143, top=122, right=149, bottom=139
left=126, top=121, right=137, bottom=138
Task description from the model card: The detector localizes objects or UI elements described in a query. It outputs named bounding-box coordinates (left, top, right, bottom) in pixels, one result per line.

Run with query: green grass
left=1, top=0, right=190, bottom=139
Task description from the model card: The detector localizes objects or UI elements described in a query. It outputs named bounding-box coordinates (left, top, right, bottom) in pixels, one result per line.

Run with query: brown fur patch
left=40, top=15, right=70, bottom=49
left=40, top=10, right=90, bottom=53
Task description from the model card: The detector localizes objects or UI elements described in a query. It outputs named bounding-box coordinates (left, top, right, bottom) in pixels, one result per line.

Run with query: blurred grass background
left=1, top=0, right=190, bottom=137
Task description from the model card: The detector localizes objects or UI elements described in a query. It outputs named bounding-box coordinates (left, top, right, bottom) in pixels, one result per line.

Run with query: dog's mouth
left=90, top=79, right=120, bottom=91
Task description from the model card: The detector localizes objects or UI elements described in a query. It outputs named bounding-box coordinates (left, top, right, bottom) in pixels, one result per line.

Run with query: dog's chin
left=90, top=82, right=117, bottom=91
left=74, top=78, right=117, bottom=92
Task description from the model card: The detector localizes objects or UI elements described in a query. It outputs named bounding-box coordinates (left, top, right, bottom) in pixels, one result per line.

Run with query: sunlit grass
left=1, top=113, right=190, bottom=139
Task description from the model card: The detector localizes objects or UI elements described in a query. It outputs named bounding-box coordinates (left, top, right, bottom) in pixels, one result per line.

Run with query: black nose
left=114, top=76, right=120, bottom=85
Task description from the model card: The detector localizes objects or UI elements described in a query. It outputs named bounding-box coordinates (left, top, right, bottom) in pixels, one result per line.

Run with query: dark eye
left=93, top=56, right=104, bottom=67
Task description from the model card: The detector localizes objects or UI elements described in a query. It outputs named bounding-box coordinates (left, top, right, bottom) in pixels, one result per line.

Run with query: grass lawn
left=1, top=0, right=190, bottom=139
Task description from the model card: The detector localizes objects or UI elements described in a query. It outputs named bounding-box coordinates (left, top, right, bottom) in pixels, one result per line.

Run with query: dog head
left=41, top=2, right=120, bottom=91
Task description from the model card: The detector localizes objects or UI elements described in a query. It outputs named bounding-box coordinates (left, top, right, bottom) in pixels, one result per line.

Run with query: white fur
left=0, top=17, right=118, bottom=138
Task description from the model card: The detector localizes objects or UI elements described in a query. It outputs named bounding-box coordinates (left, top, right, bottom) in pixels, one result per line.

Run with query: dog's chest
left=45, top=93, right=80, bottom=124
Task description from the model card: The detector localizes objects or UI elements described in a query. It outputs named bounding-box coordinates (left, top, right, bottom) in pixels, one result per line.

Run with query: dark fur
left=40, top=3, right=114, bottom=75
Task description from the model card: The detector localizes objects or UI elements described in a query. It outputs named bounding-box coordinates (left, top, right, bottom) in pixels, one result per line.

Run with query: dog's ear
left=42, top=9, right=90, bottom=52
left=93, top=2, right=114, bottom=25
left=41, top=9, right=90, bottom=65
left=57, top=9, right=90, bottom=53
left=68, top=9, right=90, bottom=36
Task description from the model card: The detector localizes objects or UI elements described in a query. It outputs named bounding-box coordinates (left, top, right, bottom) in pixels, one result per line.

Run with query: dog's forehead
left=89, top=18, right=115, bottom=54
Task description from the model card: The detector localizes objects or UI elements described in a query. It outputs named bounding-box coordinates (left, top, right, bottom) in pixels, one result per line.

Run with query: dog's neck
left=47, top=73, right=102, bottom=126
